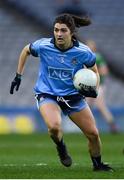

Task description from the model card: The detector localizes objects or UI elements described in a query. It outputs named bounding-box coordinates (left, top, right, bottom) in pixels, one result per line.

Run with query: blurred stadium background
left=0, top=0, right=124, bottom=134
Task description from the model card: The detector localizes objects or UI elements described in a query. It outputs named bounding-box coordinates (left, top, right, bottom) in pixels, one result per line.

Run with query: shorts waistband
left=35, top=93, right=82, bottom=101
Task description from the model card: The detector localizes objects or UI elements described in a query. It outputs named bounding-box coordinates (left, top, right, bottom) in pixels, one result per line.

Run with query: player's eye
left=61, top=29, right=67, bottom=33
left=54, top=28, right=68, bottom=33
left=54, top=28, right=59, bottom=32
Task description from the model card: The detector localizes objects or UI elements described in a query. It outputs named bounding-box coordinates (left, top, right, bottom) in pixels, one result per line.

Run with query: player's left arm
left=79, top=64, right=100, bottom=98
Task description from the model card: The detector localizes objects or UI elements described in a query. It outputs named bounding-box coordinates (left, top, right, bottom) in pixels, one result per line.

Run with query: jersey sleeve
left=29, top=39, right=42, bottom=57
left=83, top=50, right=96, bottom=68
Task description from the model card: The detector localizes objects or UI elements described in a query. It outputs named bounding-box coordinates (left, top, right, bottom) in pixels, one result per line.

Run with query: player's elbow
left=23, top=44, right=31, bottom=56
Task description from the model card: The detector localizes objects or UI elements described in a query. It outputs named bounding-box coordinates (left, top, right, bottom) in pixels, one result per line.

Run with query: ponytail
left=71, top=15, right=91, bottom=27
left=54, top=13, right=91, bottom=33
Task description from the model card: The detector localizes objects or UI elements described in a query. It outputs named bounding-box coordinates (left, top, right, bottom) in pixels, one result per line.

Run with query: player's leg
left=38, top=100, right=72, bottom=167
left=69, top=106, right=113, bottom=171
left=69, top=106, right=101, bottom=157
left=39, top=102, right=62, bottom=140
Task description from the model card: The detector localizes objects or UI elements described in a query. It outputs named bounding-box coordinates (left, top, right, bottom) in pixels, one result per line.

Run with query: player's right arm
left=10, top=44, right=30, bottom=94
left=16, top=44, right=30, bottom=75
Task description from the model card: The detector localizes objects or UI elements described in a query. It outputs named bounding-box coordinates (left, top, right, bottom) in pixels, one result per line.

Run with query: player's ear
left=71, top=32, right=74, bottom=36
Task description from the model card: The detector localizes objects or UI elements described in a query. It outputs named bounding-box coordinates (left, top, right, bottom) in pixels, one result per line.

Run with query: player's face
left=54, top=23, right=73, bottom=49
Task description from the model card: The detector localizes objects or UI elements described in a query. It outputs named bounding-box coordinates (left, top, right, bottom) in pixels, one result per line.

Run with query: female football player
left=10, top=14, right=113, bottom=171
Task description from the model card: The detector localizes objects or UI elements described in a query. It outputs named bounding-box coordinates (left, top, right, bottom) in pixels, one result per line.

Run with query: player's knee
left=86, top=129, right=99, bottom=142
left=48, top=122, right=61, bottom=134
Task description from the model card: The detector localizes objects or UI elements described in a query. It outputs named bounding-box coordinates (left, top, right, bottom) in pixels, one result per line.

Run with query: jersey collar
left=50, top=37, right=79, bottom=52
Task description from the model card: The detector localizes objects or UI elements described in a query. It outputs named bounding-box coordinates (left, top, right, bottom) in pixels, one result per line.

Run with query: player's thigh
left=69, top=106, right=98, bottom=134
left=39, top=103, right=62, bottom=129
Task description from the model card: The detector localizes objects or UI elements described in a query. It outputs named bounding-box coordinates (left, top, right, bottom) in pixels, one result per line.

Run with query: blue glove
left=78, top=84, right=98, bottom=98
left=10, top=73, right=21, bottom=94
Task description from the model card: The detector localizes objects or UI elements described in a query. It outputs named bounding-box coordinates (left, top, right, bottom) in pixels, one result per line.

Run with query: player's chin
left=56, top=40, right=64, bottom=44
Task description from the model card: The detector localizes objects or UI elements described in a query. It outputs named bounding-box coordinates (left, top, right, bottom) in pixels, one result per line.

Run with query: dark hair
left=53, top=13, right=91, bottom=33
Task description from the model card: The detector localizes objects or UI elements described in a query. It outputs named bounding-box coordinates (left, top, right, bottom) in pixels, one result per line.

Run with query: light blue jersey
left=30, top=38, right=96, bottom=96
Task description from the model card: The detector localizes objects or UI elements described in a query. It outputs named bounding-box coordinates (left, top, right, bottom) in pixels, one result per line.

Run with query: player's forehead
left=54, top=23, right=69, bottom=30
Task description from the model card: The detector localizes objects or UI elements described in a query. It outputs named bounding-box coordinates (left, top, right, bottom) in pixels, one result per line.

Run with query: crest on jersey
left=71, top=58, right=78, bottom=65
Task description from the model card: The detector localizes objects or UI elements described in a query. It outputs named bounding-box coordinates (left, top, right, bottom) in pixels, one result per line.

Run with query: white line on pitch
left=0, top=163, right=47, bottom=167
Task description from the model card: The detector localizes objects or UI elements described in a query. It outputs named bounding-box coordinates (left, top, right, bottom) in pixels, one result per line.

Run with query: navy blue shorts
left=35, top=93, right=88, bottom=115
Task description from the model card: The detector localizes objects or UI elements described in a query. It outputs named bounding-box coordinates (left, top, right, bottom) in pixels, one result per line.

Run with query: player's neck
left=56, top=41, right=73, bottom=51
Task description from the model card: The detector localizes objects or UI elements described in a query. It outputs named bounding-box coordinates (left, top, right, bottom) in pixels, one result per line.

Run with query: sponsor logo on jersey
left=48, top=66, right=74, bottom=80
left=58, top=55, right=66, bottom=63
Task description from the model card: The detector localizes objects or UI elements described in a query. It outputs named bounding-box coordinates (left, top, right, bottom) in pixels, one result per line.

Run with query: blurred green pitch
left=0, top=133, right=123, bottom=179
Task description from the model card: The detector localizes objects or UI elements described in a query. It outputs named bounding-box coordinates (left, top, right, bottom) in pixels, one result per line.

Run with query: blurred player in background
left=86, top=40, right=118, bottom=133
left=10, top=14, right=113, bottom=171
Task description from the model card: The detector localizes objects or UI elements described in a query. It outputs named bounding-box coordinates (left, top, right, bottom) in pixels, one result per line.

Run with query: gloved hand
left=78, top=84, right=98, bottom=98
left=10, top=73, right=22, bottom=94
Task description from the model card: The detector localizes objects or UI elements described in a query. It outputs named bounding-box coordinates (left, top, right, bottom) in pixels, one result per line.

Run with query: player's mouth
left=57, top=37, right=64, bottom=42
